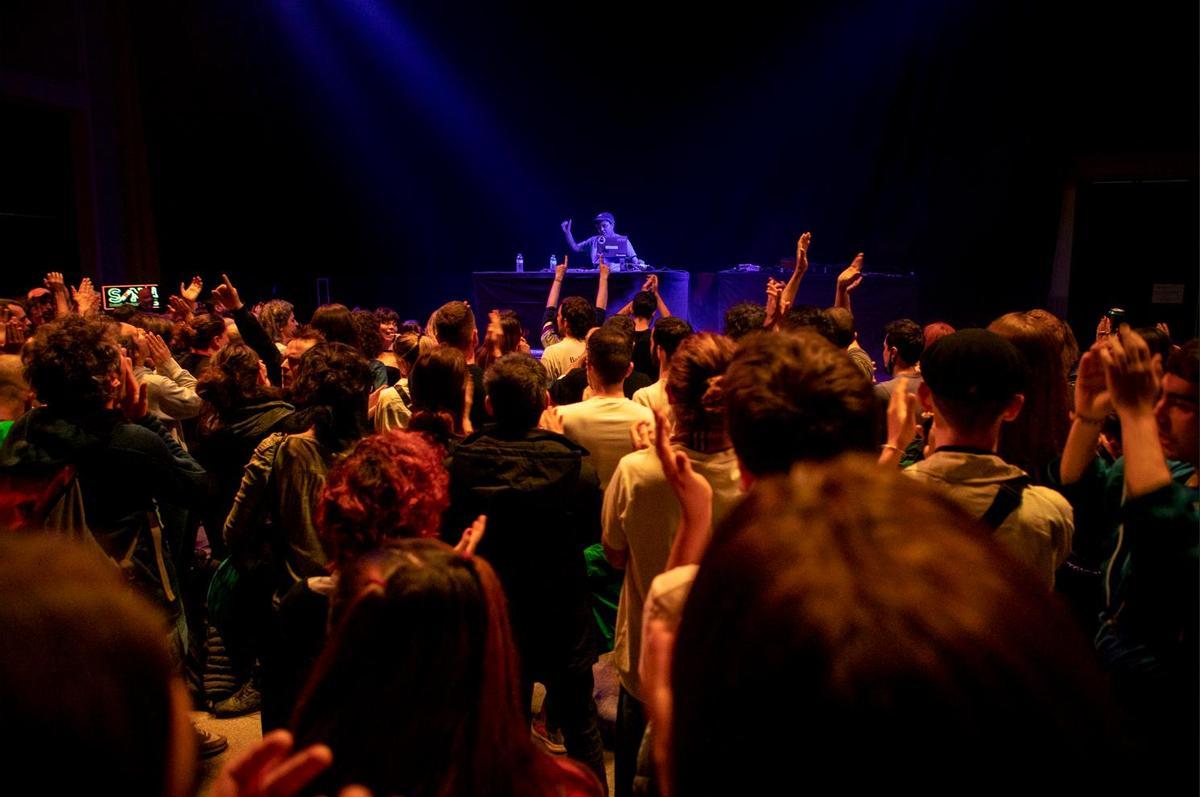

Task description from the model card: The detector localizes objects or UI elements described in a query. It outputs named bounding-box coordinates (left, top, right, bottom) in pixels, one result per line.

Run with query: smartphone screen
left=102, top=284, right=161, bottom=311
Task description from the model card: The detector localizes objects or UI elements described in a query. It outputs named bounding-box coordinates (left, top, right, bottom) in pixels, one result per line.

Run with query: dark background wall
left=1, top=0, right=1195, bottom=339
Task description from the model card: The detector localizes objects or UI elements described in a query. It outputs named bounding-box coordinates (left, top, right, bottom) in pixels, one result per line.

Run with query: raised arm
left=595, top=259, right=610, bottom=312
left=561, top=219, right=586, bottom=253
left=211, top=274, right=282, bottom=386
left=545, top=259, right=568, bottom=309
left=834, top=252, right=865, bottom=312
left=781, top=231, right=811, bottom=310
left=1103, top=326, right=1172, bottom=498
left=1059, top=343, right=1113, bottom=485
left=44, top=272, right=71, bottom=318
left=651, top=274, right=670, bottom=317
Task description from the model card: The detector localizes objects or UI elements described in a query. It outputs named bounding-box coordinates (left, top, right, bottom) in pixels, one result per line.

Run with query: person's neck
left=592, top=383, right=625, bottom=399
left=890, top=361, right=918, bottom=378
left=934, top=423, right=1001, bottom=454
left=0, top=401, right=26, bottom=422
left=633, top=317, right=651, bottom=332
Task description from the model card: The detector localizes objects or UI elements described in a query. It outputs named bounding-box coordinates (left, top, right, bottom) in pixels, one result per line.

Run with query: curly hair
left=259, top=299, right=295, bottom=344
left=723, top=302, right=766, bottom=341
left=317, top=431, right=450, bottom=566
left=291, top=342, right=373, bottom=451
left=22, top=315, right=122, bottom=411
left=350, top=310, right=386, bottom=358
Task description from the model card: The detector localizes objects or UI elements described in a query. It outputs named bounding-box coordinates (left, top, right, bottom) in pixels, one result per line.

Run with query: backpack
left=0, top=464, right=175, bottom=602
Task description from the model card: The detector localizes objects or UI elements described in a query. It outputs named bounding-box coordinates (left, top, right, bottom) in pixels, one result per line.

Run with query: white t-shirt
left=557, top=396, right=654, bottom=490
left=602, top=445, right=742, bottom=700
left=540, top=337, right=586, bottom=381
left=631, top=379, right=669, bottom=418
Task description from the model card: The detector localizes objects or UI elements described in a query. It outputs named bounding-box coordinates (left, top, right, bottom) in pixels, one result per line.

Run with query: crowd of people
left=0, top=235, right=1195, bottom=796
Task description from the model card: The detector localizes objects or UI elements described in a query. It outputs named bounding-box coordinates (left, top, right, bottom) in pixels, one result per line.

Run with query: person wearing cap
left=903, top=328, right=1073, bottom=587
left=561, top=212, right=639, bottom=268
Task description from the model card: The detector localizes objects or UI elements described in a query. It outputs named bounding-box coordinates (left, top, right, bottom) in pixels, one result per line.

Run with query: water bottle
left=515, top=253, right=524, bottom=273
left=549, top=254, right=557, bottom=271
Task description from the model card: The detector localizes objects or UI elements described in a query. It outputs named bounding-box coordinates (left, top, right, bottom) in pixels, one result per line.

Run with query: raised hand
left=1, top=313, right=26, bottom=353
left=1074, top=343, right=1113, bottom=422
left=652, top=407, right=712, bottom=526
left=554, top=261, right=567, bottom=281
left=561, top=219, right=573, bottom=234
left=485, top=310, right=504, bottom=356
left=453, top=515, right=487, bottom=557
left=1095, top=314, right=1112, bottom=343
left=630, top=419, right=654, bottom=451
left=1100, top=325, right=1161, bottom=417
left=211, top=729, right=333, bottom=797
left=598, top=257, right=610, bottom=280
left=44, top=271, right=67, bottom=294
left=180, top=276, right=204, bottom=302
left=837, top=253, right=864, bottom=293
left=795, top=231, right=812, bottom=273
left=118, top=355, right=148, bottom=420
left=144, top=331, right=174, bottom=369
left=167, top=295, right=194, bottom=323
left=211, top=273, right=244, bottom=312
left=642, top=275, right=655, bottom=293
left=71, top=277, right=100, bottom=316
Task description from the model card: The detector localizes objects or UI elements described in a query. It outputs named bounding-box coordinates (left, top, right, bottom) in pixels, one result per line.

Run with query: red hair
left=317, top=431, right=450, bottom=565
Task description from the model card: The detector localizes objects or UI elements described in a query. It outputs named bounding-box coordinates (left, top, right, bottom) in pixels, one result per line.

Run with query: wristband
left=881, top=444, right=902, bottom=454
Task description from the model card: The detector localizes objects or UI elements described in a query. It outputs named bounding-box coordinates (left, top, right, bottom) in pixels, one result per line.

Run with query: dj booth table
left=472, top=270, right=690, bottom=345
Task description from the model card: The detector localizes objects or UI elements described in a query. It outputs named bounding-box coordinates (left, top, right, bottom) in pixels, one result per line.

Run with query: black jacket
left=444, top=427, right=601, bottom=667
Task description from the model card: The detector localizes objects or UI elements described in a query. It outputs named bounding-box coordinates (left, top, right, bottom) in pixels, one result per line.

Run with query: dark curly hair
left=316, top=431, right=450, bottom=566
left=22, top=315, right=122, bottom=411
left=291, top=342, right=373, bottom=451
left=723, top=302, right=766, bottom=341
left=197, top=343, right=276, bottom=419
left=350, top=310, right=386, bottom=358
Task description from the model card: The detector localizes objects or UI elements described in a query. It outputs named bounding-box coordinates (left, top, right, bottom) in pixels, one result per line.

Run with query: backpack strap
left=980, top=477, right=1030, bottom=532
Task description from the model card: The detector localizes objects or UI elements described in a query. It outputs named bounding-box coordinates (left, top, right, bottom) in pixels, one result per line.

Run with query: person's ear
left=624, top=362, right=634, bottom=380
left=917, top=382, right=934, bottom=413
left=484, top=395, right=493, bottom=417
left=471, top=328, right=479, bottom=350
left=1001, top=393, right=1025, bottom=422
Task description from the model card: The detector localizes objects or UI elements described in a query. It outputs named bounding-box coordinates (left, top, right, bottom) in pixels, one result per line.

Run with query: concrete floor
left=192, top=654, right=620, bottom=796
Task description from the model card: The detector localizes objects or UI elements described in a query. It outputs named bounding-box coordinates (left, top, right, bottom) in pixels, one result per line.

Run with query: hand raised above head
left=180, top=276, right=204, bottom=302
left=561, top=219, right=572, bottom=233
left=1100, top=325, right=1161, bottom=417
left=44, top=271, right=67, bottom=293
left=837, top=253, right=864, bottom=292
left=211, top=273, right=244, bottom=312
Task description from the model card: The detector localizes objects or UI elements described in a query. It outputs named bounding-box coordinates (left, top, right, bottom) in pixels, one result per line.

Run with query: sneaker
left=531, top=711, right=567, bottom=755
left=194, top=724, right=229, bottom=759
left=213, top=680, right=262, bottom=718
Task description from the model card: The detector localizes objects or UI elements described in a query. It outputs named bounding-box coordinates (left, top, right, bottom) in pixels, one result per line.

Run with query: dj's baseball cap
left=593, top=212, right=615, bottom=225
left=921, top=329, right=1028, bottom=402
